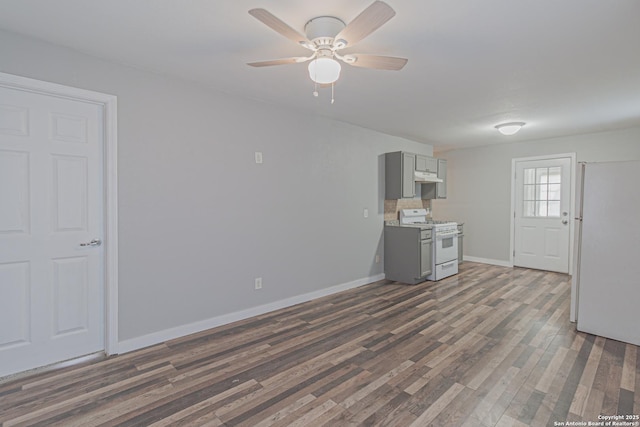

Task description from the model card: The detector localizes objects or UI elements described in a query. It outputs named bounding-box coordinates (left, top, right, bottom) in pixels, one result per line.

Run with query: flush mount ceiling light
left=495, top=122, right=525, bottom=136
left=308, top=57, right=341, bottom=84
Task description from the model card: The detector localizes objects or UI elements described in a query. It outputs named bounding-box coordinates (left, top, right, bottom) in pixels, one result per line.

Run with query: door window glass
left=523, top=167, right=562, bottom=217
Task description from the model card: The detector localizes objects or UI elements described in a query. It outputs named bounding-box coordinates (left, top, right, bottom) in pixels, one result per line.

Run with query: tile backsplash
left=384, top=199, right=431, bottom=221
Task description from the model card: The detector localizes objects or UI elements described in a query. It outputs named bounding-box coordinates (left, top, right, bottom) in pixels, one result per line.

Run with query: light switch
left=363, top=208, right=369, bottom=218
left=255, top=152, right=263, bottom=164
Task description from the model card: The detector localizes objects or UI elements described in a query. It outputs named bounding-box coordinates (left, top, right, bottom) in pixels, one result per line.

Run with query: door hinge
left=513, top=249, right=515, bottom=257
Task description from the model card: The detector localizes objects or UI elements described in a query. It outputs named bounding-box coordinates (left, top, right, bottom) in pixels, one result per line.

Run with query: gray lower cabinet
left=457, top=223, right=464, bottom=264
left=421, top=237, right=432, bottom=276
left=384, top=226, right=433, bottom=284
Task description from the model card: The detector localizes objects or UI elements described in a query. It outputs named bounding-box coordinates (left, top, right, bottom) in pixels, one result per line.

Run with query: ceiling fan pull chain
left=331, top=82, right=335, bottom=104
left=312, top=64, right=319, bottom=97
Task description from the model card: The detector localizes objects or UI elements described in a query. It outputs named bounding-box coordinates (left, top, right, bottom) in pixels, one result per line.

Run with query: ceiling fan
left=247, top=1, right=408, bottom=101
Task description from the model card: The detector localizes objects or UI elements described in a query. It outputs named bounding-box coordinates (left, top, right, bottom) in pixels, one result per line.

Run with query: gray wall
left=433, top=128, right=640, bottom=263
left=0, top=30, right=433, bottom=342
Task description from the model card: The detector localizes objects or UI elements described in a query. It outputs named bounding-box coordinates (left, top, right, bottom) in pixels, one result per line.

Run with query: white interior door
left=0, top=85, right=105, bottom=377
left=513, top=157, right=572, bottom=273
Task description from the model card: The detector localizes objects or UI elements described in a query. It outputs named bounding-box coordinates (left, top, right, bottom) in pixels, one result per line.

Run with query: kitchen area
left=383, top=151, right=464, bottom=285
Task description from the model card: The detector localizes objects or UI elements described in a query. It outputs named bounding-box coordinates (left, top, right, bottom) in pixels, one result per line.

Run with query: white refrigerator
left=573, top=160, right=640, bottom=346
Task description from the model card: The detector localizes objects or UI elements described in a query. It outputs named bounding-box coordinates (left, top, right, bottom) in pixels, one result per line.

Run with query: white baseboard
left=463, top=256, right=513, bottom=268
left=117, top=273, right=385, bottom=354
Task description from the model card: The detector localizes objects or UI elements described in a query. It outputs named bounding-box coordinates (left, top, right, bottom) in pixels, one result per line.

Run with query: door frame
left=0, top=72, right=119, bottom=356
left=510, top=153, right=576, bottom=274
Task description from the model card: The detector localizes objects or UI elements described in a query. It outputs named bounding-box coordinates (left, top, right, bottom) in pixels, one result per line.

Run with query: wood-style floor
left=1, top=262, right=638, bottom=427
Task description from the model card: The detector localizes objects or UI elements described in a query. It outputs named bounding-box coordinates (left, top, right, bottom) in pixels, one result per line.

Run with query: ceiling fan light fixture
left=495, top=122, right=525, bottom=136
left=308, top=57, right=341, bottom=84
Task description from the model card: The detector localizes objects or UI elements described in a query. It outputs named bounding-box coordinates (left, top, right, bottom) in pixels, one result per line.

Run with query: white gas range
left=399, top=209, right=459, bottom=281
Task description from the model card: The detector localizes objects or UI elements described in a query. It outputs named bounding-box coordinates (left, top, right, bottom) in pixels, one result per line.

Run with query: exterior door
left=513, top=157, right=572, bottom=273
left=0, top=85, right=105, bottom=377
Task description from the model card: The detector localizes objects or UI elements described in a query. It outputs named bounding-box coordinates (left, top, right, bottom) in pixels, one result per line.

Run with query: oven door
left=435, top=232, right=458, bottom=265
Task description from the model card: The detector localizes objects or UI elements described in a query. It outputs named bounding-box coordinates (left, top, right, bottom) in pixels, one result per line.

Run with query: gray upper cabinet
left=402, top=152, right=416, bottom=198
left=436, top=158, right=447, bottom=198
left=415, top=155, right=438, bottom=173
left=421, top=158, right=447, bottom=199
left=385, top=151, right=416, bottom=199
left=386, top=151, right=446, bottom=200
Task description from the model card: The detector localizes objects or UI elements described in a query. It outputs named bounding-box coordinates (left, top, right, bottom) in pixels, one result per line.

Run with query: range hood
left=414, top=171, right=443, bottom=183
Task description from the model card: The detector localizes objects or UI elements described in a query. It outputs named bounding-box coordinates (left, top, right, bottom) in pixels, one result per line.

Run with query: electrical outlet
left=254, top=277, right=262, bottom=290
left=375, top=255, right=380, bottom=263
left=255, top=152, right=263, bottom=164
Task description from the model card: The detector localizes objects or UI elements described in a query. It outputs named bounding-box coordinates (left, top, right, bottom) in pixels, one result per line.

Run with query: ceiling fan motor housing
left=304, top=16, right=346, bottom=48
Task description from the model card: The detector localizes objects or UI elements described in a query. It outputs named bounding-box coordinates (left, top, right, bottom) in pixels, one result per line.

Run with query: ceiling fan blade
left=247, top=57, right=311, bottom=67
left=334, top=1, right=396, bottom=47
left=248, top=8, right=313, bottom=48
left=346, top=54, right=408, bottom=70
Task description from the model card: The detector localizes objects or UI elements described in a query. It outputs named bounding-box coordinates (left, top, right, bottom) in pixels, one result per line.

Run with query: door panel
left=0, top=86, right=104, bottom=377
left=0, top=261, right=30, bottom=349
left=520, top=226, right=537, bottom=255
left=0, top=150, right=30, bottom=234
left=51, top=113, right=88, bottom=144
left=514, top=157, right=571, bottom=273
left=0, top=104, right=28, bottom=136
left=52, top=256, right=89, bottom=336
left=544, top=228, right=561, bottom=257
left=53, top=155, right=88, bottom=232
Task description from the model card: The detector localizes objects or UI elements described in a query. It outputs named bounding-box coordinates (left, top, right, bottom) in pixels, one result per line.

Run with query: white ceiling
left=1, top=0, right=639, bottom=151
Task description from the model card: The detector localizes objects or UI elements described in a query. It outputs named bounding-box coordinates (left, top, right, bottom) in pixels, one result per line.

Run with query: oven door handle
left=436, top=231, right=460, bottom=239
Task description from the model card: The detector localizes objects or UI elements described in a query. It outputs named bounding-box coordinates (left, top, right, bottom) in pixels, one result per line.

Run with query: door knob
left=80, top=239, right=102, bottom=247
left=562, top=219, right=568, bottom=225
